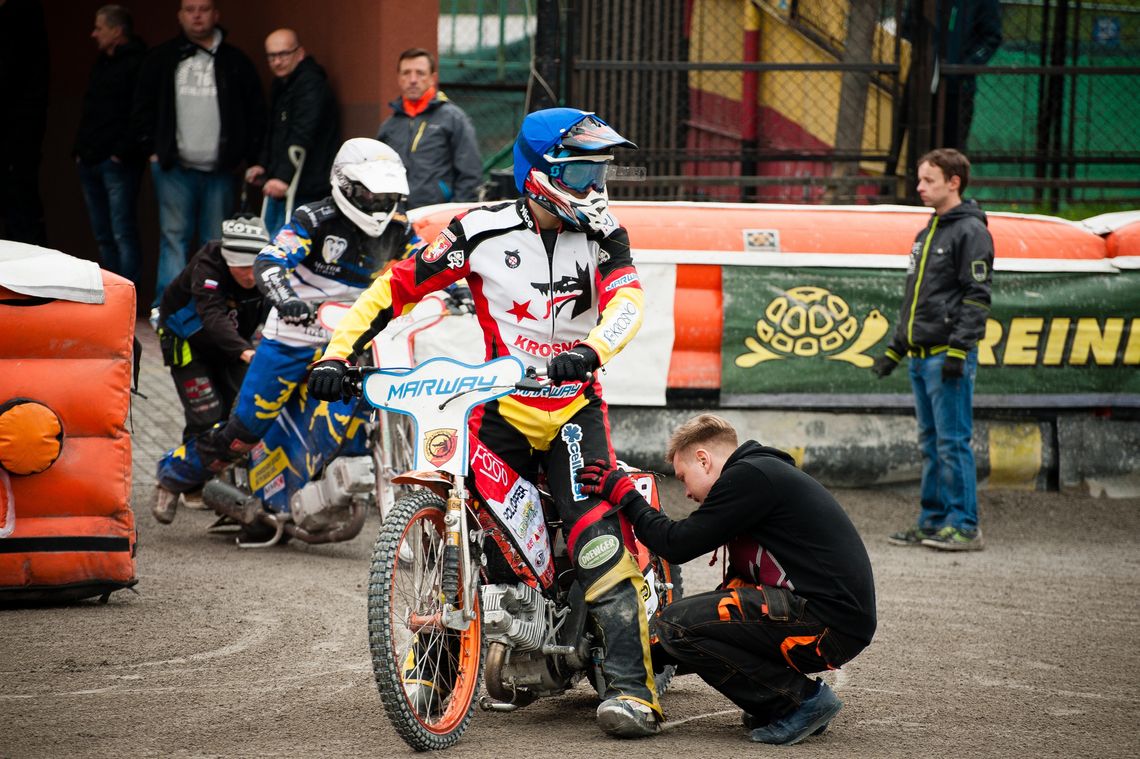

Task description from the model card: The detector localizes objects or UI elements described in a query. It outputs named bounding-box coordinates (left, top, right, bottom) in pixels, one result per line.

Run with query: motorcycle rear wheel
left=367, top=490, right=483, bottom=751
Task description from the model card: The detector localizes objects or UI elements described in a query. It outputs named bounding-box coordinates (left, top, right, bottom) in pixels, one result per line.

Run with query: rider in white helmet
left=154, top=138, right=420, bottom=523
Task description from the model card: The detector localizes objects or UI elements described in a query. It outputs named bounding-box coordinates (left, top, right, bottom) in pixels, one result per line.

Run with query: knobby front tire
left=367, top=490, right=483, bottom=751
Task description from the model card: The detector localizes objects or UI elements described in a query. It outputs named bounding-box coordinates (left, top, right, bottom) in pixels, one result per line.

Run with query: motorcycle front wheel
left=367, top=490, right=483, bottom=751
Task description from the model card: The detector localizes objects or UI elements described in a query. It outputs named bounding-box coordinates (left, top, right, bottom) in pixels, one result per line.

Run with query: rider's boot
left=584, top=550, right=663, bottom=738
left=401, top=633, right=456, bottom=717
left=152, top=484, right=179, bottom=524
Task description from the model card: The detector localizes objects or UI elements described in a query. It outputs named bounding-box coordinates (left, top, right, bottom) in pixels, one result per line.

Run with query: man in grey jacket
left=872, top=148, right=994, bottom=552
left=375, top=47, right=481, bottom=209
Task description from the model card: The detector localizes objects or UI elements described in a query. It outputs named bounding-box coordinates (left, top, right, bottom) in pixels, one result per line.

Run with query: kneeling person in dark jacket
left=577, top=414, right=877, bottom=745
left=158, top=214, right=269, bottom=442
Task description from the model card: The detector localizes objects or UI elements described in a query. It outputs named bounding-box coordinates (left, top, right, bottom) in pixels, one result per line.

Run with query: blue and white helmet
left=513, top=108, right=636, bottom=233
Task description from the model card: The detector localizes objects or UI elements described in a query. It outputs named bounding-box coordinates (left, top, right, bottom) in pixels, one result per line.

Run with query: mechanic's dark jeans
left=656, top=586, right=865, bottom=723
left=169, top=352, right=249, bottom=442
left=77, top=158, right=143, bottom=284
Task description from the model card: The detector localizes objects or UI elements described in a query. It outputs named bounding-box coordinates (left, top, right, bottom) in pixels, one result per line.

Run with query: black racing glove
left=307, top=358, right=351, bottom=401
left=577, top=459, right=639, bottom=508
left=871, top=354, right=898, bottom=379
left=942, top=355, right=965, bottom=380
left=255, top=259, right=313, bottom=325
left=277, top=298, right=314, bottom=326
left=547, top=345, right=598, bottom=384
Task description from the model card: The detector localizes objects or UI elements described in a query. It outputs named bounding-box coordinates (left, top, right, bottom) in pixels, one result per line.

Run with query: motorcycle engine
left=482, top=582, right=548, bottom=652
left=289, top=456, right=374, bottom=532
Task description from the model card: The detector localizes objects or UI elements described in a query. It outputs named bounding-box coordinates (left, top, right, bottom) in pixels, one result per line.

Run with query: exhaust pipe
left=202, top=479, right=265, bottom=525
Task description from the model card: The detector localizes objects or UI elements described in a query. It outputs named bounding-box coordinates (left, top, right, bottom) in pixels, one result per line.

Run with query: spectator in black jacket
left=75, top=5, right=146, bottom=285
left=577, top=414, right=876, bottom=746
left=157, top=213, right=269, bottom=446
left=0, top=0, right=49, bottom=245
left=245, top=29, right=340, bottom=235
left=131, top=0, right=265, bottom=313
left=873, top=148, right=993, bottom=552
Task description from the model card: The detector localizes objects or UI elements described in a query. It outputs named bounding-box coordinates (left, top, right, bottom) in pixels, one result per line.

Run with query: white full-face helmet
left=330, top=138, right=409, bottom=238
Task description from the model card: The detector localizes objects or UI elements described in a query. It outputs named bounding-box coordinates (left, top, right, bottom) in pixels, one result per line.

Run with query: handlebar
left=341, top=364, right=592, bottom=405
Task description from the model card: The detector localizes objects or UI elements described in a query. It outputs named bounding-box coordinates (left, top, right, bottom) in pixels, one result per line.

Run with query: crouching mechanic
left=307, top=108, right=663, bottom=738
left=153, top=138, right=419, bottom=523
left=157, top=214, right=269, bottom=443
left=577, top=414, right=877, bottom=745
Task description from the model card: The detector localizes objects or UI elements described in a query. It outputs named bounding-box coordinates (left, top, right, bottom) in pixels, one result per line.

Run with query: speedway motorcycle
left=346, top=356, right=682, bottom=750
left=200, top=296, right=460, bottom=547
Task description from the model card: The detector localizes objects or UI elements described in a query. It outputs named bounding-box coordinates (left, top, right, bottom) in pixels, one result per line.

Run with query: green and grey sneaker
left=887, top=526, right=936, bottom=546
left=921, top=526, right=984, bottom=551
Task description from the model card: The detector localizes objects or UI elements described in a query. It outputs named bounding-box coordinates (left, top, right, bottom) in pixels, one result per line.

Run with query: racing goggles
left=346, top=181, right=402, bottom=213
left=547, top=155, right=612, bottom=194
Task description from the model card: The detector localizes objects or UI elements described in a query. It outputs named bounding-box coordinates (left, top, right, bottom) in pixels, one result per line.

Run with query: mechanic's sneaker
left=887, top=525, right=936, bottom=546
left=596, top=698, right=661, bottom=738
left=749, top=680, right=842, bottom=745
left=743, top=710, right=828, bottom=736
left=922, top=526, right=985, bottom=551
left=152, top=485, right=179, bottom=524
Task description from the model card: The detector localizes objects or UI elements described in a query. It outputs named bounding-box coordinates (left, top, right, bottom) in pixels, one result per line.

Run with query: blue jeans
left=77, top=158, right=143, bottom=284
left=909, top=351, right=979, bottom=532
left=150, top=162, right=234, bottom=306
left=262, top=196, right=287, bottom=237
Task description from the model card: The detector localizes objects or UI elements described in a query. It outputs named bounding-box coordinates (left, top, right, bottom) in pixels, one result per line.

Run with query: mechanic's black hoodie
left=624, top=441, right=877, bottom=644
left=885, top=199, right=995, bottom=358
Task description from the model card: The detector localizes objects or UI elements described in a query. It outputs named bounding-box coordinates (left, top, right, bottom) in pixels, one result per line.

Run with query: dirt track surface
left=3, top=328, right=1139, bottom=758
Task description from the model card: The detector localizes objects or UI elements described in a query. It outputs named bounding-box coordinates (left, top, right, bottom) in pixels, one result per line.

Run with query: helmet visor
left=348, top=182, right=402, bottom=213
left=549, top=159, right=610, bottom=194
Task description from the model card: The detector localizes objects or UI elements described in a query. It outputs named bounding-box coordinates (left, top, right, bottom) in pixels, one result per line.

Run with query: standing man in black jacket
left=245, top=28, right=340, bottom=235
left=577, top=414, right=877, bottom=745
left=75, top=5, right=146, bottom=285
left=131, top=0, right=264, bottom=313
left=872, top=148, right=993, bottom=551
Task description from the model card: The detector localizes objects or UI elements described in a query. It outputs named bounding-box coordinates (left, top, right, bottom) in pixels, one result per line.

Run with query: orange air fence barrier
left=0, top=270, right=137, bottom=602
left=410, top=201, right=1117, bottom=395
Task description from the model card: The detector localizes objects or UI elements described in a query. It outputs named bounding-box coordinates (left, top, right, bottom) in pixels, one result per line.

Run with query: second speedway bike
left=347, top=356, right=682, bottom=751
left=200, top=297, right=458, bottom=547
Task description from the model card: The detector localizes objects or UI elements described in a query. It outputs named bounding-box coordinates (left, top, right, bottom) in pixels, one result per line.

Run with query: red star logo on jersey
left=507, top=300, right=536, bottom=323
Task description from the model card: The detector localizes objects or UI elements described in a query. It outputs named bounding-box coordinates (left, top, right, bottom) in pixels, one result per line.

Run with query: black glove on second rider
left=547, top=345, right=598, bottom=384
left=307, top=358, right=351, bottom=401
left=255, top=259, right=314, bottom=326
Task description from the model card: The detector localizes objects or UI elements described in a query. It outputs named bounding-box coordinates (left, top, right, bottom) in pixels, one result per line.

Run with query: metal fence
left=441, top=0, right=1140, bottom=209
left=438, top=0, right=535, bottom=181
left=962, top=1, right=1140, bottom=208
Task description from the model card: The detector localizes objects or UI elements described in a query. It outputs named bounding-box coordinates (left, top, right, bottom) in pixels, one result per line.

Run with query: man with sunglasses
left=244, top=28, right=339, bottom=235
left=309, top=109, right=661, bottom=739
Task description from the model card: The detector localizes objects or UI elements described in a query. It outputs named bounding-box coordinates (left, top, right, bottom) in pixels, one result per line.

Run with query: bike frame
left=358, top=355, right=528, bottom=629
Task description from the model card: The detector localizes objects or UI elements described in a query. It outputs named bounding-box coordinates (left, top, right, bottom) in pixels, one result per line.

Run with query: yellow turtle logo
left=735, top=286, right=888, bottom=368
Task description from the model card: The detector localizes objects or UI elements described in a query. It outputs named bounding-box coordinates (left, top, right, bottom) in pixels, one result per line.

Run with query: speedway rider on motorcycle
left=307, top=108, right=661, bottom=738
left=154, top=138, right=420, bottom=522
